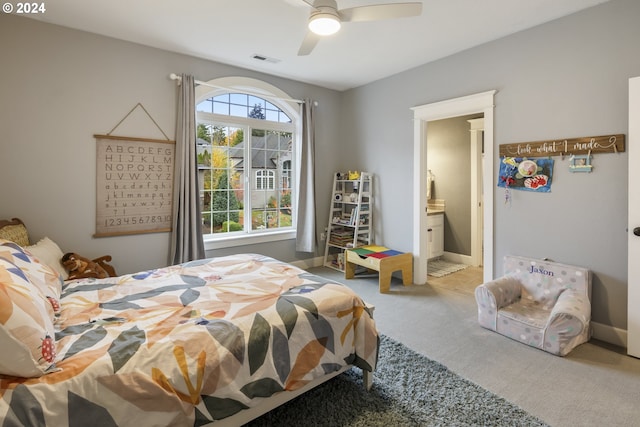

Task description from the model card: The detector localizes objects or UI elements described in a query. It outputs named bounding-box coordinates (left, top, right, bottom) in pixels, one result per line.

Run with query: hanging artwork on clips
left=569, top=154, right=592, bottom=173
left=498, top=157, right=554, bottom=204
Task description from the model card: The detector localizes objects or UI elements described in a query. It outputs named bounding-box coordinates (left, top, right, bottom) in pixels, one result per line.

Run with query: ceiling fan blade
left=339, top=2, right=422, bottom=22
left=298, top=31, right=321, bottom=56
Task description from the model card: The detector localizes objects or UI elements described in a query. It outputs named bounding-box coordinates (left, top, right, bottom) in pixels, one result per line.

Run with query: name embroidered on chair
left=529, top=265, right=554, bottom=276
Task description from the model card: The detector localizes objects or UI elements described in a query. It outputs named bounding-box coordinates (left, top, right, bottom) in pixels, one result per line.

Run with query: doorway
left=425, top=114, right=483, bottom=267
left=412, top=91, right=496, bottom=285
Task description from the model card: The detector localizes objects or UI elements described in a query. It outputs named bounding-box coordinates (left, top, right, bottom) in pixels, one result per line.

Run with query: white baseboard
left=442, top=251, right=473, bottom=265
left=290, top=256, right=324, bottom=270
left=293, top=256, right=629, bottom=351
left=591, top=321, right=627, bottom=349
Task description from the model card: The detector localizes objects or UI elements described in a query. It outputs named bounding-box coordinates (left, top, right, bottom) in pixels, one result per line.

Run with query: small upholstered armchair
left=475, top=255, right=591, bottom=356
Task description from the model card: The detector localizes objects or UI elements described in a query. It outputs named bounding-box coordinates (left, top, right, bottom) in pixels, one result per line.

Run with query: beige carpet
left=308, top=266, right=640, bottom=427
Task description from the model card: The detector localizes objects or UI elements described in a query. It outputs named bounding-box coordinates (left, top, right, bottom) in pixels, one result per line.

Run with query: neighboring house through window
left=195, top=77, right=300, bottom=249
left=256, top=170, right=275, bottom=190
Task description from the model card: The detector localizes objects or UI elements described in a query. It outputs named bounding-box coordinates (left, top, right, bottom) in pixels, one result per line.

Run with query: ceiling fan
left=296, top=0, right=423, bottom=55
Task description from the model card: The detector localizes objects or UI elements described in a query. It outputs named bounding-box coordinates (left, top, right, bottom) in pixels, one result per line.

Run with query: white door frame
left=412, top=91, right=496, bottom=284
left=628, top=76, right=640, bottom=357
left=469, top=118, right=484, bottom=267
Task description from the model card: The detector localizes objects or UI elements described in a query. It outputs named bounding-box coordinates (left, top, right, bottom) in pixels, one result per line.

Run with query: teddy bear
left=61, top=252, right=116, bottom=280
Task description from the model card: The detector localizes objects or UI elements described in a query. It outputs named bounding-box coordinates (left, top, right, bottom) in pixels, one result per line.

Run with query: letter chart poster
left=95, top=135, right=175, bottom=237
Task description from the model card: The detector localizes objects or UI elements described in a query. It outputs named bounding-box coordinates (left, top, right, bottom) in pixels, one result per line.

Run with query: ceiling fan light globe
left=308, top=13, right=341, bottom=36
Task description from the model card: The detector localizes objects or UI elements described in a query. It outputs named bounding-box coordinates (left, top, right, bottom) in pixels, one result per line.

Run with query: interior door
left=629, top=76, right=640, bottom=357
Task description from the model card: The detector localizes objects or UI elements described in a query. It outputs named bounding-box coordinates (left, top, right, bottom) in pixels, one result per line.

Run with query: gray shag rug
left=245, top=335, right=548, bottom=426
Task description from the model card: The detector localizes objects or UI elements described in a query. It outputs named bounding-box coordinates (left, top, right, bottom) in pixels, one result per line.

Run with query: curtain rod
left=169, top=73, right=316, bottom=106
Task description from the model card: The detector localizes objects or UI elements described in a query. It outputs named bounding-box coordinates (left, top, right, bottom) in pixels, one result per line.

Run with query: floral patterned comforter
left=0, top=254, right=378, bottom=426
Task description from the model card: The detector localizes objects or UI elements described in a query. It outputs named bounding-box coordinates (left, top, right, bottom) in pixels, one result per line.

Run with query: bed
left=0, top=221, right=378, bottom=426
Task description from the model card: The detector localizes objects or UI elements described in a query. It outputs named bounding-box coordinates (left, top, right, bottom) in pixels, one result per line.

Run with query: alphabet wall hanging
left=94, top=103, right=175, bottom=237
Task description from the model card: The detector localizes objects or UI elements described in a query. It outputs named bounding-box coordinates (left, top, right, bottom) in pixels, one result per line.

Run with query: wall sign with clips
left=499, top=134, right=625, bottom=158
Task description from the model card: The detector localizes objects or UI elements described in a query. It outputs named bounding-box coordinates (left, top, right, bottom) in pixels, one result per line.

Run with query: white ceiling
left=26, top=0, right=610, bottom=91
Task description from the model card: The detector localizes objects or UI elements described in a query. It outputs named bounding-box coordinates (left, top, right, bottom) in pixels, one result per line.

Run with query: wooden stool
left=344, top=245, right=413, bottom=293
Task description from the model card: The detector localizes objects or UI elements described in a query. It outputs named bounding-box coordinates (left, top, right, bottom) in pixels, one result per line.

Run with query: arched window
left=195, top=77, right=299, bottom=247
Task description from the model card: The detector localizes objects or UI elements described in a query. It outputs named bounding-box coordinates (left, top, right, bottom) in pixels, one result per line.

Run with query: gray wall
left=1, top=0, right=638, bottom=333
left=427, top=115, right=478, bottom=256
left=340, top=0, right=640, bottom=330
left=0, top=14, right=342, bottom=274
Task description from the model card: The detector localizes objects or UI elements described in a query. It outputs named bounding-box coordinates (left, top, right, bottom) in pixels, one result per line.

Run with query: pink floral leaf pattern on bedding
left=62, top=326, right=107, bottom=361
left=0, top=282, right=13, bottom=323
left=4, top=264, right=29, bottom=284
left=196, top=334, right=243, bottom=397
left=36, top=344, right=112, bottom=385
left=6, top=385, right=45, bottom=426
left=1, top=281, right=44, bottom=327
left=303, top=311, right=335, bottom=353
left=152, top=345, right=207, bottom=405
left=204, top=320, right=245, bottom=364
left=248, top=313, right=270, bottom=376
left=55, top=322, right=94, bottom=340
left=99, top=281, right=205, bottom=311
left=98, top=372, right=190, bottom=414
left=229, top=294, right=279, bottom=320
left=285, top=337, right=328, bottom=390
left=282, top=295, right=319, bottom=318
left=2, top=242, right=30, bottom=262
left=337, top=305, right=365, bottom=347
left=200, top=394, right=249, bottom=421
left=272, top=327, right=290, bottom=383
left=146, top=306, right=195, bottom=348
left=107, top=326, right=145, bottom=373
left=179, top=288, right=200, bottom=306
left=0, top=254, right=380, bottom=425
left=275, top=298, right=298, bottom=338
left=240, top=377, right=284, bottom=399
left=68, top=391, right=118, bottom=427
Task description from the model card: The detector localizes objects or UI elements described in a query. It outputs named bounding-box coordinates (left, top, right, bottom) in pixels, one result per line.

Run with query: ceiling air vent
left=251, top=54, right=281, bottom=64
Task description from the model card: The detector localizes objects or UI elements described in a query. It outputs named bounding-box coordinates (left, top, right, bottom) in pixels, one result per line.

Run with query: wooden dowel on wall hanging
left=499, top=134, right=625, bottom=158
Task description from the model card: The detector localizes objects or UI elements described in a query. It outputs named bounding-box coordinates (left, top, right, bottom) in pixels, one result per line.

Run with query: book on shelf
left=329, top=229, right=354, bottom=247
left=349, top=207, right=358, bottom=226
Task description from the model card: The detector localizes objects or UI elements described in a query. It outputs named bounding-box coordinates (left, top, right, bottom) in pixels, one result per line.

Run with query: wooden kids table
left=344, top=245, right=413, bottom=293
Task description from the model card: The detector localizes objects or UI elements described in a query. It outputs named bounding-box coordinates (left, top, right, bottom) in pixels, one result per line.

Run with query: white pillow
left=0, top=242, right=58, bottom=377
left=26, top=237, right=68, bottom=280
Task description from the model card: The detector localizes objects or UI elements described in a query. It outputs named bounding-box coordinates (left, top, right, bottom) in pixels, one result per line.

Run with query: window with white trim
left=256, top=170, right=275, bottom=190
left=196, top=81, right=298, bottom=244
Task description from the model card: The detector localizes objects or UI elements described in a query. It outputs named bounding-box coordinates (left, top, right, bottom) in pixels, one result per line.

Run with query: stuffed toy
left=61, top=252, right=116, bottom=280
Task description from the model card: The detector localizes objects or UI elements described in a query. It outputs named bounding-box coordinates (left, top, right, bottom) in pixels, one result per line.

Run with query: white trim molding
left=591, top=321, right=627, bottom=349
left=412, top=91, right=496, bottom=285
